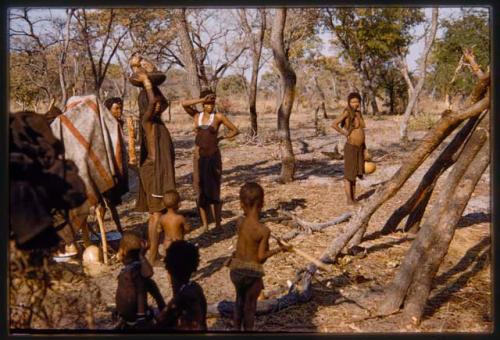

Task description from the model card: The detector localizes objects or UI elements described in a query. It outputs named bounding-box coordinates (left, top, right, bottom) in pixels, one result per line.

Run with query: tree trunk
left=174, top=8, right=201, bottom=102
left=271, top=8, right=296, bottom=183
left=314, top=76, right=328, bottom=118
left=369, top=91, right=379, bottom=115
left=246, top=9, right=266, bottom=136
left=400, top=8, right=439, bottom=143
left=331, top=73, right=339, bottom=99
left=58, top=9, right=74, bottom=106
left=378, top=117, right=489, bottom=322
left=381, top=112, right=484, bottom=235
left=402, top=141, right=490, bottom=325
left=399, top=55, right=415, bottom=99
left=389, top=85, right=395, bottom=114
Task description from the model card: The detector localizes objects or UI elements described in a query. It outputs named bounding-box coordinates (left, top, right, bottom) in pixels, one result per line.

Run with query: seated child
left=114, top=231, right=166, bottom=330
left=155, top=240, right=207, bottom=331
left=158, top=190, right=192, bottom=252
left=228, top=182, right=290, bottom=331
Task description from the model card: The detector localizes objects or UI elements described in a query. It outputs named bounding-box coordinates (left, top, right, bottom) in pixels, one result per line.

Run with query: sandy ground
left=17, top=107, right=491, bottom=333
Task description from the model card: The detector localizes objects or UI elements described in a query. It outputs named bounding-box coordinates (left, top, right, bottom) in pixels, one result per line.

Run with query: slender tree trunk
left=378, top=116, right=489, bottom=322
left=58, top=9, right=74, bottom=106
left=173, top=8, right=201, bottom=102
left=331, top=73, right=339, bottom=99
left=245, top=8, right=266, bottom=136
left=399, top=54, right=415, bottom=100
left=271, top=8, right=296, bottom=183
left=369, top=90, right=379, bottom=115
left=389, top=86, right=395, bottom=114
left=314, top=76, right=328, bottom=118
left=400, top=8, right=439, bottom=142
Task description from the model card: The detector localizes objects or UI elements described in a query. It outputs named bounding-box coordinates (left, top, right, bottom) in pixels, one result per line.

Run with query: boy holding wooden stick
left=227, top=182, right=291, bottom=331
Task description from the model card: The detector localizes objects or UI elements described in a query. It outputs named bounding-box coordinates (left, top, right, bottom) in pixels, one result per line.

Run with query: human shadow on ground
left=424, top=236, right=491, bottom=319
left=173, top=137, right=195, bottom=150
left=363, top=211, right=490, bottom=244
left=192, top=254, right=232, bottom=282
left=294, top=159, right=343, bottom=180
left=357, top=189, right=376, bottom=202
left=363, top=236, right=414, bottom=255
left=187, top=216, right=239, bottom=250
left=175, top=159, right=273, bottom=189
left=222, top=160, right=280, bottom=187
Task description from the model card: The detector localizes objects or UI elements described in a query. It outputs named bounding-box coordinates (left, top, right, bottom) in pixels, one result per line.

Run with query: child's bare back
left=159, top=212, right=190, bottom=248
left=159, top=190, right=191, bottom=249
left=234, top=215, right=270, bottom=265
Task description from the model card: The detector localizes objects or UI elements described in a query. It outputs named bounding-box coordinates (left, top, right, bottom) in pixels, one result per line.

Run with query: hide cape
left=9, top=111, right=87, bottom=250
left=50, top=95, right=128, bottom=209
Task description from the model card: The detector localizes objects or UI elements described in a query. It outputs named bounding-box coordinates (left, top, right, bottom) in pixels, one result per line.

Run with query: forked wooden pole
left=95, top=206, right=109, bottom=265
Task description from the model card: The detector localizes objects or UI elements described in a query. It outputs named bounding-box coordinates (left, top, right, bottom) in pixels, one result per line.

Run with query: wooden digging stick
left=270, top=234, right=331, bottom=272
left=95, top=206, right=109, bottom=265
left=127, top=116, right=137, bottom=165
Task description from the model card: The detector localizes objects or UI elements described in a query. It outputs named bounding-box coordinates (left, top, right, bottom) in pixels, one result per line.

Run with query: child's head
left=163, top=190, right=181, bottom=210
left=347, top=92, right=361, bottom=111
left=117, top=231, right=143, bottom=262
left=164, top=240, right=199, bottom=282
left=239, top=182, right=264, bottom=213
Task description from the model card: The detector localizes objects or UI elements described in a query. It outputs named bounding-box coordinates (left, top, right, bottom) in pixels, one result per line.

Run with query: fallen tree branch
left=282, top=211, right=352, bottom=234
left=279, top=212, right=352, bottom=242
left=207, top=280, right=313, bottom=318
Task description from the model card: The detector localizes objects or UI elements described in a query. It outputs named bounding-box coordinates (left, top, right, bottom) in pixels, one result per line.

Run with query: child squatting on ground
left=114, top=231, right=166, bottom=330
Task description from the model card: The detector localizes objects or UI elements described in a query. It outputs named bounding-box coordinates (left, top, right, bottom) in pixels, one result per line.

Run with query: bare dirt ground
left=37, top=105, right=492, bottom=333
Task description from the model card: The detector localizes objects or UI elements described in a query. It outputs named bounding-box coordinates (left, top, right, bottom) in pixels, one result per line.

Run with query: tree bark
left=378, top=117, right=489, bottom=321
left=400, top=8, right=439, bottom=142
left=399, top=54, right=415, bottom=99
left=359, top=69, right=379, bottom=115
left=402, top=141, right=490, bottom=325
left=58, top=9, right=74, bottom=106
left=381, top=112, right=484, bottom=235
left=173, top=8, right=201, bottom=103
left=314, top=76, right=328, bottom=118
left=271, top=8, right=297, bottom=183
left=240, top=9, right=266, bottom=136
